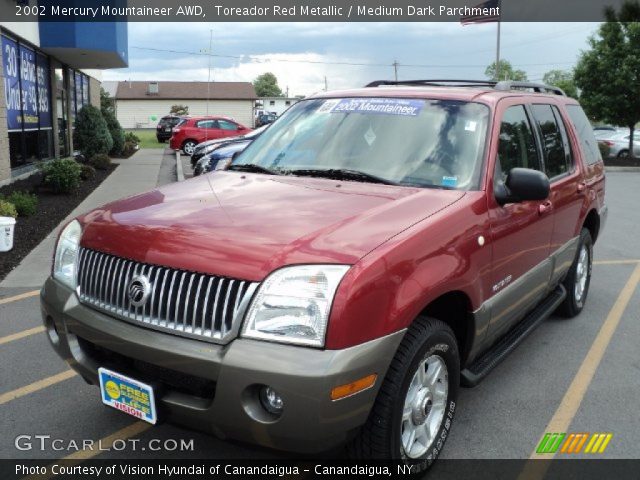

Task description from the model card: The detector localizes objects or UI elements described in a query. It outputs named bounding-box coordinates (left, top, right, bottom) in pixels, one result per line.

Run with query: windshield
left=231, top=97, right=489, bottom=190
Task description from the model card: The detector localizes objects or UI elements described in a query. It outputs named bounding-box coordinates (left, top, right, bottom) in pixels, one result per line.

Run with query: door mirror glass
left=495, top=167, right=550, bottom=205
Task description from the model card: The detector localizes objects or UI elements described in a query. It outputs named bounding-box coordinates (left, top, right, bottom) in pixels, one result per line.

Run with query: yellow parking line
left=519, top=263, right=640, bottom=478
left=24, top=422, right=152, bottom=480
left=0, top=290, right=40, bottom=305
left=594, top=259, right=640, bottom=265
left=0, top=326, right=45, bottom=346
left=0, top=370, right=76, bottom=406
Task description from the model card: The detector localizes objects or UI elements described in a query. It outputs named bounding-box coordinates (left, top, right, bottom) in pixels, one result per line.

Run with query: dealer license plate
left=98, top=367, right=157, bottom=424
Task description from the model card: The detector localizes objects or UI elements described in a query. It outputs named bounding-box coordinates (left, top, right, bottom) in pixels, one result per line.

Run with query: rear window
left=565, top=105, right=602, bottom=165
left=159, top=117, right=180, bottom=127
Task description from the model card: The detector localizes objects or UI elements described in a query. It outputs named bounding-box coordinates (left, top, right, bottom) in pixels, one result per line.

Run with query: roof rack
left=364, top=79, right=566, bottom=96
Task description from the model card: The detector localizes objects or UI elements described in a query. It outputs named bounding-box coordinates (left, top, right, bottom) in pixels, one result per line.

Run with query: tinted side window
left=196, top=120, right=217, bottom=129
left=531, top=104, right=570, bottom=178
left=566, top=105, right=602, bottom=165
left=218, top=120, right=238, bottom=130
left=496, top=105, right=541, bottom=183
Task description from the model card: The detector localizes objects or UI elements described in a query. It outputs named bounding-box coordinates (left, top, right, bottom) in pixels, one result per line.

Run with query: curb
left=605, top=166, right=640, bottom=172
left=175, top=150, right=185, bottom=181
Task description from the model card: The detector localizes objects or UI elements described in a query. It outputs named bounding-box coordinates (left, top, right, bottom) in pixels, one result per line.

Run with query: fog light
left=259, top=386, right=284, bottom=415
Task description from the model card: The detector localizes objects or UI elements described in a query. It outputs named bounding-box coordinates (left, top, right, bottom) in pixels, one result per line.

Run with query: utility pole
left=324, top=76, right=328, bottom=91
left=393, top=60, right=399, bottom=82
left=201, top=29, right=213, bottom=117
left=495, top=22, right=501, bottom=81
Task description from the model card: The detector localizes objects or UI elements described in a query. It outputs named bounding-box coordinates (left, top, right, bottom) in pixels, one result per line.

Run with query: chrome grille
left=77, top=248, right=258, bottom=343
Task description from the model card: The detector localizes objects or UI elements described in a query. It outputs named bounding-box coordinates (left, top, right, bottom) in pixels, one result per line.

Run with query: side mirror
left=495, top=167, right=550, bottom=206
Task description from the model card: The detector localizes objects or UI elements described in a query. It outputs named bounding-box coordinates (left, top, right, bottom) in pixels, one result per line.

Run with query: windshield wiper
left=227, top=164, right=278, bottom=175
left=286, top=168, right=398, bottom=185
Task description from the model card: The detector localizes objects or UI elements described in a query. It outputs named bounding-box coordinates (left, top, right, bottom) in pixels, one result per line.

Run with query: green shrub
left=0, top=200, right=17, bottom=218
left=80, top=164, right=96, bottom=180
left=124, top=132, right=140, bottom=145
left=122, top=141, right=137, bottom=157
left=598, top=142, right=610, bottom=160
left=40, top=159, right=82, bottom=194
left=6, top=191, right=38, bottom=217
left=75, top=105, right=113, bottom=159
left=102, top=108, right=125, bottom=156
left=88, top=154, right=111, bottom=170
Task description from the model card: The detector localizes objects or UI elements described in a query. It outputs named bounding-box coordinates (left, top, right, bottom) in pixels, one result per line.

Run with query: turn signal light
left=330, top=374, right=377, bottom=401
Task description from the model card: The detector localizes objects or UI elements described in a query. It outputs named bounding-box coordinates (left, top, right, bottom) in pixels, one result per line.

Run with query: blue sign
left=3, top=36, right=22, bottom=131
left=19, top=44, right=38, bottom=130
left=37, top=53, right=52, bottom=129
left=327, top=98, right=426, bottom=116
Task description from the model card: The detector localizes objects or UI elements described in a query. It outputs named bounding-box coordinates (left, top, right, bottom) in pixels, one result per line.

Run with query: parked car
left=169, top=117, right=251, bottom=155
left=194, top=140, right=251, bottom=176
left=191, top=124, right=269, bottom=167
left=256, top=113, right=277, bottom=128
left=42, top=80, right=606, bottom=471
left=593, top=125, right=618, bottom=133
left=156, top=115, right=184, bottom=143
left=597, top=131, right=640, bottom=158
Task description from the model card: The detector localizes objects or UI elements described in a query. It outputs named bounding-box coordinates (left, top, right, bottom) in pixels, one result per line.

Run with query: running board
left=461, top=285, right=567, bottom=387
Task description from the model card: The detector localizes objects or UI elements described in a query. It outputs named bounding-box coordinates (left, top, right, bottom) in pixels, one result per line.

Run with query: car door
left=530, top=103, right=583, bottom=286
left=486, top=102, right=554, bottom=343
left=195, top=119, right=218, bottom=142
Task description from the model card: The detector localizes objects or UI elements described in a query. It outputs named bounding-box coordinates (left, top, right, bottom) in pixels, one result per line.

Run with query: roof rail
left=365, top=79, right=566, bottom=96
left=494, top=81, right=566, bottom=96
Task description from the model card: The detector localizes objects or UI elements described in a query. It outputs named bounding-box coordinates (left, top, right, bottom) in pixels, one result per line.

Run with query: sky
left=104, top=22, right=601, bottom=96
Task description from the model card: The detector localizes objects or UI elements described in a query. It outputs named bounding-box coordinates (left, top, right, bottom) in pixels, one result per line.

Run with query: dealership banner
left=0, top=0, right=629, bottom=22
left=36, top=52, right=52, bottom=130
left=2, top=35, right=22, bottom=132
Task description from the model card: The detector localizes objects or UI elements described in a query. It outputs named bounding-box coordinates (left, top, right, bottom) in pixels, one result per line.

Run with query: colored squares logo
left=537, top=432, right=612, bottom=454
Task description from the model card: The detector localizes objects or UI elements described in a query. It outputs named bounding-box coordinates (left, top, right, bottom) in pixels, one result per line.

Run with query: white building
left=114, top=81, right=257, bottom=129
left=256, top=97, right=301, bottom=117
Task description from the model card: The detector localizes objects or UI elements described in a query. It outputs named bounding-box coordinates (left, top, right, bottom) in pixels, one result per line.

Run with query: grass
left=125, top=129, right=165, bottom=149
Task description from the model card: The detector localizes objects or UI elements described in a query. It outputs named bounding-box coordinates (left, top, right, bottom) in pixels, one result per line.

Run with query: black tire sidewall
left=391, top=326, right=460, bottom=469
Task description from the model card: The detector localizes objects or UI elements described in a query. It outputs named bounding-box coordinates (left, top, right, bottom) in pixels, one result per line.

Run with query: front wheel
left=349, top=317, right=459, bottom=472
left=557, top=228, right=593, bottom=317
left=182, top=140, right=197, bottom=155
left=617, top=149, right=629, bottom=158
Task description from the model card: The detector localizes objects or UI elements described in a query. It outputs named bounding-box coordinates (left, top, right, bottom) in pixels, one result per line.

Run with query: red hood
left=79, top=173, right=464, bottom=281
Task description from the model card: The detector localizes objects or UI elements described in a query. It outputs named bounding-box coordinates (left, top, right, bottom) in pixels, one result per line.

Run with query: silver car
left=597, top=131, right=640, bottom=158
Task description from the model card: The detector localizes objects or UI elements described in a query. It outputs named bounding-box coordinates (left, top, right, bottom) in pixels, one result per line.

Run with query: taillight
left=603, top=141, right=614, bottom=146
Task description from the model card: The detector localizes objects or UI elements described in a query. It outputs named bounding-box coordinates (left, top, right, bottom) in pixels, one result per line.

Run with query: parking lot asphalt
left=0, top=166, right=639, bottom=467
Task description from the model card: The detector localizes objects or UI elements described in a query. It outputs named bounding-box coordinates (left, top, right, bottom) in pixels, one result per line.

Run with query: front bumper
left=40, top=277, right=404, bottom=453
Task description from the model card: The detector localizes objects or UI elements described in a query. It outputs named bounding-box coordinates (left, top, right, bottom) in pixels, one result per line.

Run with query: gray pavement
left=0, top=170, right=639, bottom=463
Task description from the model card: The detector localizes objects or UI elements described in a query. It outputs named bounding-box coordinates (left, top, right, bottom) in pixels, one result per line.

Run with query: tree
left=574, top=1, right=640, bottom=158
left=542, top=69, right=579, bottom=99
left=170, top=104, right=189, bottom=115
left=253, top=72, right=283, bottom=97
left=75, top=105, right=113, bottom=159
left=485, top=60, right=528, bottom=81
left=100, top=88, right=115, bottom=114
left=102, top=109, right=125, bottom=156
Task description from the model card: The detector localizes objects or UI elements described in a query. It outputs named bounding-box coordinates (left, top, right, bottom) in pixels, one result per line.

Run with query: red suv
left=169, top=116, right=251, bottom=155
left=42, top=80, right=606, bottom=471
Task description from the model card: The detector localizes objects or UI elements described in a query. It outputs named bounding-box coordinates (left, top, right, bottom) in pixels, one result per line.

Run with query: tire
left=349, top=317, right=459, bottom=472
left=557, top=228, right=593, bottom=318
left=617, top=149, right=629, bottom=158
left=182, top=140, right=197, bottom=156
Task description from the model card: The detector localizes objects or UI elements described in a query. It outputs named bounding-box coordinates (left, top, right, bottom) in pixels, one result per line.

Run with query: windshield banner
left=322, top=98, right=425, bottom=116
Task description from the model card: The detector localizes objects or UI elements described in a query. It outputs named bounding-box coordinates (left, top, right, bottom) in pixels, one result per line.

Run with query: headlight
left=242, top=265, right=350, bottom=347
left=53, top=220, right=81, bottom=289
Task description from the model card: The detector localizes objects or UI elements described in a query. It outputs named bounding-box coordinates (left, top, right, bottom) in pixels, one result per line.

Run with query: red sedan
left=169, top=116, right=251, bottom=155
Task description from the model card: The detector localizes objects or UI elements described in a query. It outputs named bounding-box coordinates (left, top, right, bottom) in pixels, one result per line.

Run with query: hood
left=79, top=173, right=464, bottom=281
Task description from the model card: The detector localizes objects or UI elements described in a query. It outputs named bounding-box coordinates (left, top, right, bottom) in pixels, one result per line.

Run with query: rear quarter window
left=565, top=105, right=602, bottom=165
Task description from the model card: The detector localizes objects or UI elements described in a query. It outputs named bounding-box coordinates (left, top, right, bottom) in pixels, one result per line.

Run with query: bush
left=124, top=132, right=140, bottom=145
left=598, top=142, right=610, bottom=160
left=0, top=200, right=17, bottom=218
left=75, top=105, right=113, bottom=159
left=122, top=141, right=137, bottom=157
left=5, top=191, right=38, bottom=217
left=102, top=108, right=125, bottom=156
left=88, top=154, right=112, bottom=170
left=80, top=164, right=96, bottom=180
left=40, top=159, right=82, bottom=194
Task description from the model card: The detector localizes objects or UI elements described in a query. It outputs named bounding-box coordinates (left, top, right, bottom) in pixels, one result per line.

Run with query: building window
left=285, top=100, right=291, bottom=106
left=2, top=34, right=53, bottom=168
left=269, top=100, right=275, bottom=106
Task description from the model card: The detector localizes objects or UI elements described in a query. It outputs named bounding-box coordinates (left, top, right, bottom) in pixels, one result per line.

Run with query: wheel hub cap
left=574, top=245, right=589, bottom=304
left=401, top=355, right=448, bottom=459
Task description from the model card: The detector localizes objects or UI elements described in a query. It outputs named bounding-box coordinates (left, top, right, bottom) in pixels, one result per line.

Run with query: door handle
left=538, top=201, right=553, bottom=215
left=577, top=182, right=587, bottom=193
